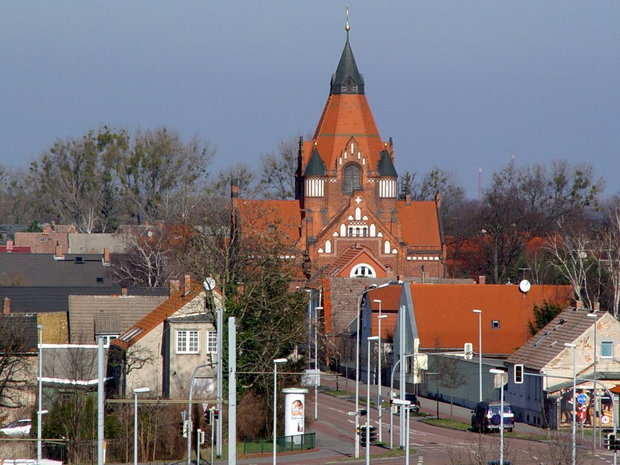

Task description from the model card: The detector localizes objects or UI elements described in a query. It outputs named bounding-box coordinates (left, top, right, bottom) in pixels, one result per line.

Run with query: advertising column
left=283, top=388, right=308, bottom=444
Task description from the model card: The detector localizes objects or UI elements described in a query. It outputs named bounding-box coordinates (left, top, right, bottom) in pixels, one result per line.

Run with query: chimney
left=575, top=300, right=582, bottom=310
left=184, top=274, right=191, bottom=296
left=6, top=240, right=13, bottom=252
left=405, top=195, right=411, bottom=206
left=231, top=179, right=239, bottom=199
left=54, top=244, right=64, bottom=260
left=478, top=276, right=486, bottom=285
left=594, top=302, right=600, bottom=311
left=3, top=297, right=10, bottom=315
left=103, top=247, right=110, bottom=266
left=121, top=287, right=128, bottom=297
left=169, top=279, right=180, bottom=296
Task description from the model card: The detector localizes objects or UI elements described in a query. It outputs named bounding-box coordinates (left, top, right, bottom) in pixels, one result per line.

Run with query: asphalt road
left=234, top=380, right=620, bottom=465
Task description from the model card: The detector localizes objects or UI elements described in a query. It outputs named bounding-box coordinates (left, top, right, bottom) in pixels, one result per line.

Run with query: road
left=236, top=384, right=620, bottom=465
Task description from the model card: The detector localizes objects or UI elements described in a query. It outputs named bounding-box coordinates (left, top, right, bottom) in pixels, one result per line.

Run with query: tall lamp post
left=489, top=369, right=506, bottom=465
left=473, top=309, right=483, bottom=401
left=366, top=336, right=379, bottom=465
left=354, top=283, right=389, bottom=458
left=564, top=343, right=577, bottom=465
left=392, top=399, right=411, bottom=465
left=133, top=387, right=150, bottom=465
left=37, top=324, right=43, bottom=463
left=587, top=312, right=598, bottom=450
left=373, top=299, right=387, bottom=443
left=272, top=358, right=287, bottom=465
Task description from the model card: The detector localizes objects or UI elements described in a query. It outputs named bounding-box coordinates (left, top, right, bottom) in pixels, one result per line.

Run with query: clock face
left=519, top=279, right=531, bottom=294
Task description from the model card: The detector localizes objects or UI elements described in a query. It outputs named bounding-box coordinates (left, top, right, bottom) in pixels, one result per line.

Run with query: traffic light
left=369, top=426, right=377, bottom=444
left=359, top=425, right=367, bottom=445
left=464, top=343, right=473, bottom=360
left=214, top=409, right=219, bottom=421
left=180, top=420, right=189, bottom=438
left=606, top=433, right=620, bottom=450
left=514, top=364, right=524, bottom=385
left=205, top=409, right=211, bottom=424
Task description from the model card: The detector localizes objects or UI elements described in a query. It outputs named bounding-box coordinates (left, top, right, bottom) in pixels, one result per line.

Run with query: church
left=232, top=24, right=445, bottom=332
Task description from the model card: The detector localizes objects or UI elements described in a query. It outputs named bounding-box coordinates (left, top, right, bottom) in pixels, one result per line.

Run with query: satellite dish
left=519, top=279, right=531, bottom=294
left=203, top=277, right=216, bottom=291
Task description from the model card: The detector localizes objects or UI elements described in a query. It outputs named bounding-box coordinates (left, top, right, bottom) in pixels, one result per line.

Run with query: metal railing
left=243, top=432, right=315, bottom=455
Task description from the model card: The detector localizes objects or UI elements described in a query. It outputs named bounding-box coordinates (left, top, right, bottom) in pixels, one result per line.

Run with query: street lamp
left=36, top=324, right=43, bottom=463
left=473, top=309, right=482, bottom=402
left=392, top=399, right=411, bottom=465
left=354, top=283, right=389, bottom=458
left=373, top=299, right=387, bottom=443
left=366, top=336, right=379, bottom=465
left=587, top=312, right=598, bottom=450
left=489, top=369, right=506, bottom=465
left=564, top=343, right=577, bottom=465
left=272, top=358, right=287, bottom=465
left=133, top=387, right=150, bottom=465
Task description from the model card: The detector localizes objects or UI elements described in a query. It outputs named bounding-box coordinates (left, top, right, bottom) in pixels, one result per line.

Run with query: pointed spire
left=305, top=143, right=327, bottom=176
left=377, top=147, right=397, bottom=177
left=330, top=8, right=364, bottom=95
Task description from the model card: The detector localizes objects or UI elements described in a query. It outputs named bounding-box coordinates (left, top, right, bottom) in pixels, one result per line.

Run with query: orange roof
left=409, top=283, right=572, bottom=355
left=305, top=93, right=386, bottom=171
left=113, top=282, right=204, bottom=350
left=237, top=199, right=303, bottom=245
left=396, top=201, right=442, bottom=249
left=368, top=285, right=402, bottom=339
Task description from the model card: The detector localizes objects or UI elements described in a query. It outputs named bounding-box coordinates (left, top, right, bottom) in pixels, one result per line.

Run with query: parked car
left=405, top=393, right=421, bottom=414
left=471, top=401, right=514, bottom=433
left=0, top=418, right=31, bottom=437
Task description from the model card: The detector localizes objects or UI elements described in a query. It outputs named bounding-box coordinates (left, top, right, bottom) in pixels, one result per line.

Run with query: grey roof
left=0, top=314, right=38, bottom=353
left=69, top=295, right=168, bottom=344
left=330, top=35, right=365, bottom=95
left=377, top=149, right=398, bottom=177
left=506, top=307, right=601, bottom=370
left=304, top=146, right=327, bottom=177
left=0, top=253, right=116, bottom=286
left=0, top=286, right=170, bottom=313
left=68, top=233, right=128, bottom=254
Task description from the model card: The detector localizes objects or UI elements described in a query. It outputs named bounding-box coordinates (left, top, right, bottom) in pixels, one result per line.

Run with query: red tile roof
left=306, top=93, right=386, bottom=171
left=396, top=201, right=442, bottom=249
left=112, top=282, right=205, bottom=350
left=237, top=199, right=303, bottom=245
left=368, top=284, right=403, bottom=339
left=409, top=284, right=572, bottom=355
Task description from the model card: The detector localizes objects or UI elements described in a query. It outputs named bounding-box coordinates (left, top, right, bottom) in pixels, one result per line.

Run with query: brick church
left=233, top=26, right=445, bottom=330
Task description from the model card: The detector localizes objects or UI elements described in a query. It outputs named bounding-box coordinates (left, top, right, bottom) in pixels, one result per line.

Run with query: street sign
left=577, top=393, right=587, bottom=405
left=302, top=369, right=321, bottom=387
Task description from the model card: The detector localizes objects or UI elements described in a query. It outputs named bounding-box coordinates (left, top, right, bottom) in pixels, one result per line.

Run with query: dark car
left=405, top=393, right=421, bottom=414
left=471, top=401, right=514, bottom=433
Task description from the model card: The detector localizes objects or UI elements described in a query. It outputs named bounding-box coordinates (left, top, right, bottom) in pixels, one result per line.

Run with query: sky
left=1, top=1, right=619, bottom=198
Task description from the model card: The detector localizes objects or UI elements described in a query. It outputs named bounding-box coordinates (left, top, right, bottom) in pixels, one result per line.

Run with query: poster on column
left=283, top=388, right=308, bottom=439
left=558, top=385, right=614, bottom=428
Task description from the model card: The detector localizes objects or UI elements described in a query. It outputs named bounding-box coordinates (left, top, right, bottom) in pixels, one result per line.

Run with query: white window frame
left=176, top=329, right=200, bottom=354
left=601, top=341, right=613, bottom=358
left=99, top=334, right=119, bottom=348
left=350, top=263, right=377, bottom=278
left=206, top=330, right=217, bottom=354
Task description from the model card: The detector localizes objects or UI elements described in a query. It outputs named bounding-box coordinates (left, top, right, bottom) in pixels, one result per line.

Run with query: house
left=358, top=281, right=572, bottom=408
left=15, top=223, right=76, bottom=254
left=109, top=276, right=218, bottom=399
left=506, top=306, right=620, bottom=429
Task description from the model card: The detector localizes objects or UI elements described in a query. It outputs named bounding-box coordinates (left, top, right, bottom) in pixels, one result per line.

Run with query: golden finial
left=345, top=7, right=350, bottom=32
left=314, top=140, right=318, bottom=147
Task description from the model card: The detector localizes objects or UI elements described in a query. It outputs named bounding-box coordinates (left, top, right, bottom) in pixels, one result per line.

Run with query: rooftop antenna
left=478, top=166, right=482, bottom=201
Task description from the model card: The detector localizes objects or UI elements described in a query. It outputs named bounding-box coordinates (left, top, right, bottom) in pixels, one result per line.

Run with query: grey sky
left=1, top=1, right=619, bottom=197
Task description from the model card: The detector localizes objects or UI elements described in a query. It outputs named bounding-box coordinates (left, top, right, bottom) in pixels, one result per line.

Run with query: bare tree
left=259, top=135, right=305, bottom=200
left=437, top=356, right=467, bottom=419
left=0, top=317, right=33, bottom=410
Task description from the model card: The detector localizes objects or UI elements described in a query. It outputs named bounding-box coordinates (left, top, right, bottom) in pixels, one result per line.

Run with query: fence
left=242, top=432, right=315, bottom=455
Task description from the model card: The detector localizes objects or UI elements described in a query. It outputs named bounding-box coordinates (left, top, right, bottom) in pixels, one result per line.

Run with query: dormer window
left=343, top=163, right=361, bottom=195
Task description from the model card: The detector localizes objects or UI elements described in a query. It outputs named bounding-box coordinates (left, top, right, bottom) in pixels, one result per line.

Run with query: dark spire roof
left=305, top=145, right=327, bottom=176
left=330, top=34, right=365, bottom=95
left=377, top=149, right=397, bottom=177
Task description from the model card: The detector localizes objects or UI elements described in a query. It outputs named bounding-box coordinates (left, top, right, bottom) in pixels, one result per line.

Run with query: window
left=601, top=341, right=613, bottom=358
left=350, top=263, right=377, bottom=278
left=343, top=164, right=361, bottom=195
left=491, top=320, right=500, bottom=329
left=177, top=330, right=200, bottom=354
left=99, top=334, right=118, bottom=348
left=206, top=330, right=217, bottom=354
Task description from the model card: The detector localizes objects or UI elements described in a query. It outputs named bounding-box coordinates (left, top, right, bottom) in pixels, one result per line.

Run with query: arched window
left=350, top=263, right=377, bottom=278
left=343, top=164, right=361, bottom=195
